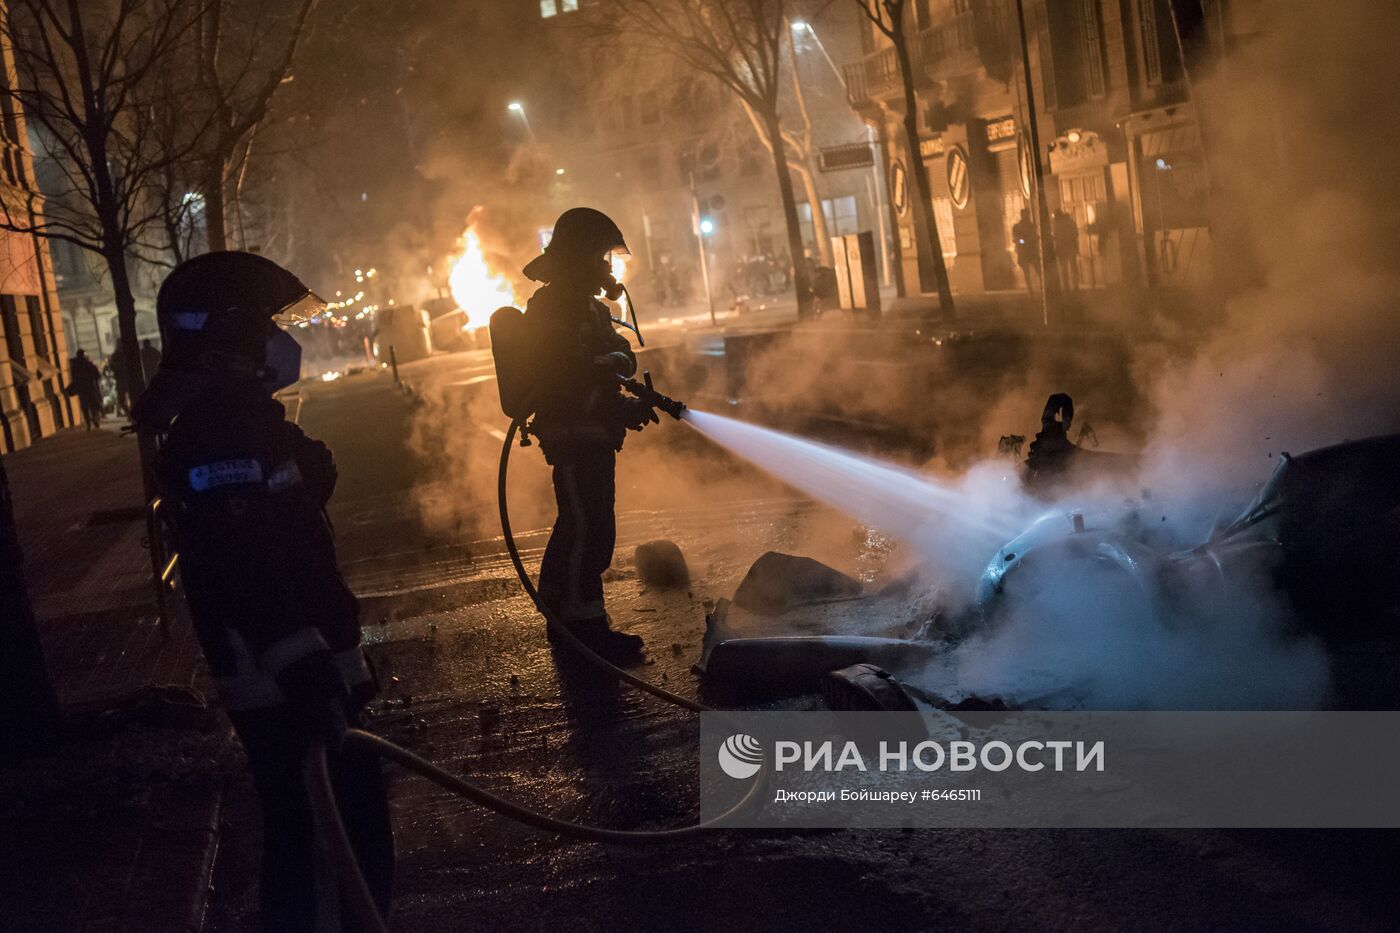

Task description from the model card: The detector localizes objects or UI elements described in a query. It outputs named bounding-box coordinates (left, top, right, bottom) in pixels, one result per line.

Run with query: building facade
left=843, top=0, right=1236, bottom=304
left=0, top=31, right=72, bottom=453
left=533, top=1, right=890, bottom=312
left=49, top=236, right=160, bottom=360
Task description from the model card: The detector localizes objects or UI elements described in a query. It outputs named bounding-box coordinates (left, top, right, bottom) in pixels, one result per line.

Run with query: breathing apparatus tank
left=489, top=305, right=535, bottom=422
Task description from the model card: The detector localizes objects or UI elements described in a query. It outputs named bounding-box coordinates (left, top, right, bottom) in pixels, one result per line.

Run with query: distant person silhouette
left=1012, top=208, right=1041, bottom=296
left=67, top=349, right=103, bottom=429
left=1053, top=209, right=1080, bottom=292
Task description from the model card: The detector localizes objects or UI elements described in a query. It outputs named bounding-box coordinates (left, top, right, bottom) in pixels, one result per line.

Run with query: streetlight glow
left=790, top=20, right=808, bottom=31
left=507, top=101, right=523, bottom=113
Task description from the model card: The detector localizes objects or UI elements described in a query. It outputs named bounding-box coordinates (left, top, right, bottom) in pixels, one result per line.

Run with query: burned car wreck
left=695, top=397, right=1400, bottom=711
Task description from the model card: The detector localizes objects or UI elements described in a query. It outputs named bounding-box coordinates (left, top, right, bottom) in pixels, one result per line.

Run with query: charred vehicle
left=696, top=397, right=1400, bottom=709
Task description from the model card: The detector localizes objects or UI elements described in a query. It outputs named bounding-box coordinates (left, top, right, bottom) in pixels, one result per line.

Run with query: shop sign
left=918, top=136, right=944, bottom=159
left=890, top=158, right=908, bottom=216
left=946, top=146, right=970, bottom=209
left=819, top=142, right=876, bottom=172
left=985, top=115, right=1017, bottom=145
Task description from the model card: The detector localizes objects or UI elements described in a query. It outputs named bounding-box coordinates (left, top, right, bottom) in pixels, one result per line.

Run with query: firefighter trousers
left=538, top=441, right=617, bottom=623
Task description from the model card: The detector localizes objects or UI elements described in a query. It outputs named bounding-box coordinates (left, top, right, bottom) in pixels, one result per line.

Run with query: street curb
left=88, top=774, right=225, bottom=933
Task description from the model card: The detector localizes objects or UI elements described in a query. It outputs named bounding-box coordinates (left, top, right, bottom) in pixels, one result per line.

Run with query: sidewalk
left=6, top=425, right=203, bottom=707
left=1, top=425, right=225, bottom=933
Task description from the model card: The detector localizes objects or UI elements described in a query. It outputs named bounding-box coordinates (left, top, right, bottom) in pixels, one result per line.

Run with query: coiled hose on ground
left=303, top=416, right=761, bottom=932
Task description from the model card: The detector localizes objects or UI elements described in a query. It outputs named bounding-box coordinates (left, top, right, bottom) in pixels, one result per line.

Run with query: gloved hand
left=276, top=650, right=350, bottom=748
left=593, top=351, right=636, bottom=377
left=618, top=397, right=659, bottom=432
left=286, top=425, right=338, bottom=507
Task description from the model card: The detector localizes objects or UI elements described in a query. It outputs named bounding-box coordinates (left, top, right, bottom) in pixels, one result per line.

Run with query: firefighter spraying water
left=489, top=207, right=683, bottom=665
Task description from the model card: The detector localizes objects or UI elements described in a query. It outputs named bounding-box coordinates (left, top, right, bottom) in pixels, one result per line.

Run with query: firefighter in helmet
left=521, top=208, right=654, bottom=664
left=133, top=252, right=393, bottom=931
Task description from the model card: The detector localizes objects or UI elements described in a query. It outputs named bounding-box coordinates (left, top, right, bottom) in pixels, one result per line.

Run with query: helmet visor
left=272, top=290, right=327, bottom=326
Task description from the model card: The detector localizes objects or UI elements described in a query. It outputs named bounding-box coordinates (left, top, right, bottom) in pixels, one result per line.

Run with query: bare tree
left=611, top=0, right=816, bottom=318
left=736, top=26, right=835, bottom=266
left=852, top=0, right=954, bottom=313
left=0, top=0, right=205, bottom=410
left=195, top=0, right=317, bottom=252
left=144, top=30, right=207, bottom=268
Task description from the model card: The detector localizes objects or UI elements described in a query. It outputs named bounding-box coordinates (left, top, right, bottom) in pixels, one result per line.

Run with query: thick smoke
left=918, top=1, right=1400, bottom=709
left=922, top=538, right=1333, bottom=710
left=1137, top=0, right=1400, bottom=495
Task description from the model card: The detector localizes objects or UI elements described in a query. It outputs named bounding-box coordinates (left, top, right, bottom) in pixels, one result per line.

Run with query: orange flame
left=448, top=223, right=515, bottom=331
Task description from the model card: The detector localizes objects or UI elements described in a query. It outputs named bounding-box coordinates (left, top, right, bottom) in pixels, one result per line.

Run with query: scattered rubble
left=731, top=551, right=862, bottom=615
left=633, top=539, right=690, bottom=589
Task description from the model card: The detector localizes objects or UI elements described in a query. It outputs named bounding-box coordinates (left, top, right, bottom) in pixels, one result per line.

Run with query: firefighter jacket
left=524, top=283, right=637, bottom=452
left=154, top=377, right=370, bottom=711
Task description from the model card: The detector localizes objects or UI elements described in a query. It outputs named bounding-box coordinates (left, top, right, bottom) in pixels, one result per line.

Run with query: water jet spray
left=680, top=409, right=1024, bottom=562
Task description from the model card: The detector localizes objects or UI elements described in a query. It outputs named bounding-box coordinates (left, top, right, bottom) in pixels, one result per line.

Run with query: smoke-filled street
left=184, top=356, right=1400, bottom=932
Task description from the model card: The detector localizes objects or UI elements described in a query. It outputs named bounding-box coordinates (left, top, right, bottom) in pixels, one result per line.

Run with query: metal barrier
left=146, top=496, right=179, bottom=637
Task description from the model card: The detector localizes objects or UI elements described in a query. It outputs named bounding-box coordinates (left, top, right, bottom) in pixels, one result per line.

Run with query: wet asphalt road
left=206, top=365, right=1400, bottom=933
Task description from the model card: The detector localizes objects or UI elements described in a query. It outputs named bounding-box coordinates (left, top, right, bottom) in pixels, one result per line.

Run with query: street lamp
left=699, top=217, right=716, bottom=235
left=790, top=19, right=809, bottom=31
left=507, top=101, right=535, bottom=140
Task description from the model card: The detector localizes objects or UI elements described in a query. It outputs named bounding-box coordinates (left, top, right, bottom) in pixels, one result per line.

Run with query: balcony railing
left=845, top=7, right=1012, bottom=106
left=917, top=11, right=978, bottom=76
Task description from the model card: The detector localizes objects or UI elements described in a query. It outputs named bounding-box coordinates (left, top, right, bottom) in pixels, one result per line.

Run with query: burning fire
left=446, top=216, right=631, bottom=331
left=610, top=251, right=630, bottom=319
left=448, top=222, right=516, bottom=331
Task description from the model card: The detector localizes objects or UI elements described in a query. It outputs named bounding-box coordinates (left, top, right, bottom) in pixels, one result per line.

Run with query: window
left=0, top=62, right=23, bottom=188
left=540, top=0, right=557, bottom=18
left=1140, top=0, right=1163, bottom=85
left=25, top=296, right=48, bottom=363
left=1046, top=1, right=1086, bottom=107
left=798, top=197, right=860, bottom=250
left=828, top=196, right=859, bottom=236
left=1, top=295, right=24, bottom=364
left=561, top=0, right=578, bottom=11
left=1082, top=0, right=1105, bottom=97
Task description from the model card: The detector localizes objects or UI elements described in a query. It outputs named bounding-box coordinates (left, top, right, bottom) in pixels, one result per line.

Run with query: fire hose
left=303, top=379, right=762, bottom=933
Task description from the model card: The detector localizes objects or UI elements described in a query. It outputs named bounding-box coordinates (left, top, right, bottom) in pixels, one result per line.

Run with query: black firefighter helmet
left=522, top=207, right=629, bottom=283
left=155, top=251, right=322, bottom=370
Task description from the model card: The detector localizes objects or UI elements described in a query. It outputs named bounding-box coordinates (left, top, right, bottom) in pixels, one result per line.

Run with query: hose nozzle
left=620, top=371, right=686, bottom=421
